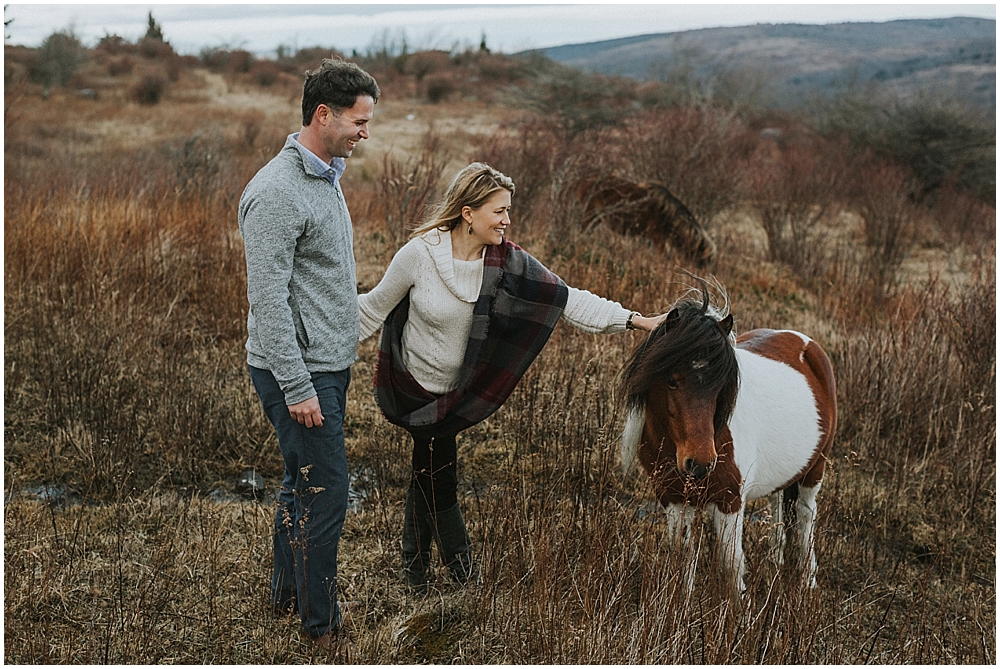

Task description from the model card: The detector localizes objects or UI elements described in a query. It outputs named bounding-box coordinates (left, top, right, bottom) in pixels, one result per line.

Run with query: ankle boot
left=432, top=503, right=479, bottom=585
left=401, top=488, right=433, bottom=591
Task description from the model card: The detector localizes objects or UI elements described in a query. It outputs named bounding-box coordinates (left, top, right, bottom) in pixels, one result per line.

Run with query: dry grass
left=4, top=65, right=995, bottom=664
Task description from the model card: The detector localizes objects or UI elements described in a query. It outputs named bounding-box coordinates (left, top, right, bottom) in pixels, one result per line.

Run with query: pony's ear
left=718, top=314, right=734, bottom=337
left=665, top=308, right=681, bottom=329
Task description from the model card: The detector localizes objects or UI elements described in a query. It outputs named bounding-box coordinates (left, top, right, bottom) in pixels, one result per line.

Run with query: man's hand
left=288, top=395, right=324, bottom=428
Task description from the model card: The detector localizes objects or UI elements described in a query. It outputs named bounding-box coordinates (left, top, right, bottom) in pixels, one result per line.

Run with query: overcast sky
left=4, top=3, right=996, bottom=57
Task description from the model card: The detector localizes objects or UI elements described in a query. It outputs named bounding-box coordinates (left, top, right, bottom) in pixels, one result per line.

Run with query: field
left=4, top=46, right=996, bottom=664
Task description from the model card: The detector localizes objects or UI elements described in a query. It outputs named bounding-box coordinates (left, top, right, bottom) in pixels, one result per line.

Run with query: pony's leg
left=794, top=482, right=822, bottom=588
left=665, top=503, right=697, bottom=596
left=767, top=491, right=786, bottom=566
left=712, top=505, right=746, bottom=595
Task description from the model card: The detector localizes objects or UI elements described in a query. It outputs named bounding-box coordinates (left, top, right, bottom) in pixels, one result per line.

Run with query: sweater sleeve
left=358, top=240, right=420, bottom=341
left=239, top=181, right=316, bottom=404
left=561, top=286, right=631, bottom=334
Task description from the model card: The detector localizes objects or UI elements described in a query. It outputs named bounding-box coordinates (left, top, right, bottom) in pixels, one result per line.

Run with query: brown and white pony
left=620, top=283, right=836, bottom=594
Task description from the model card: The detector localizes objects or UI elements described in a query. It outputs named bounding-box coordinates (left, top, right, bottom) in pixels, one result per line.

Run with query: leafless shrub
left=226, top=49, right=255, bottom=75
left=941, top=256, right=996, bottom=405
left=239, top=110, right=266, bottom=151
left=164, top=54, right=183, bottom=82
left=424, top=72, right=456, bottom=104
left=275, top=46, right=345, bottom=75
left=623, top=106, right=757, bottom=227
left=249, top=60, right=280, bottom=87
left=106, top=55, right=135, bottom=77
left=131, top=73, right=167, bottom=105
left=928, top=181, right=997, bottom=248
left=94, top=33, right=134, bottom=57
left=515, top=60, right=640, bottom=136
left=748, top=141, right=849, bottom=279
left=472, top=120, right=570, bottom=226
left=4, top=148, right=256, bottom=495
left=371, top=132, right=451, bottom=247
left=853, top=158, right=918, bottom=299
left=170, top=132, right=224, bottom=193
left=200, top=46, right=253, bottom=75
left=404, top=50, right=451, bottom=81
left=474, top=52, right=530, bottom=83
left=137, top=36, right=175, bottom=61
left=813, top=89, right=995, bottom=203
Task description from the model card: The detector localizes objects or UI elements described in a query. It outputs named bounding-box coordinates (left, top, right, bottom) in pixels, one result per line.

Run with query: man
left=238, top=58, right=378, bottom=655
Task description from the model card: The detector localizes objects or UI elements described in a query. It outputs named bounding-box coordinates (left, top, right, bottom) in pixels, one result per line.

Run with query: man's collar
left=288, top=132, right=346, bottom=183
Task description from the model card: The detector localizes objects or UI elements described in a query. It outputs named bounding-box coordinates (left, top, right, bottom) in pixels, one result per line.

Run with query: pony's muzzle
left=681, top=456, right=717, bottom=480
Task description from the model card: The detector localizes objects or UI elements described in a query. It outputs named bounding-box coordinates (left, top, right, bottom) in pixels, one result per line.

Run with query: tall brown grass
left=367, top=131, right=452, bottom=246
left=4, top=73, right=994, bottom=663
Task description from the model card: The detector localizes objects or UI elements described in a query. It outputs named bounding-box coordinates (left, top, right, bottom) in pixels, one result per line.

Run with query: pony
left=576, top=174, right=717, bottom=268
left=619, top=280, right=836, bottom=594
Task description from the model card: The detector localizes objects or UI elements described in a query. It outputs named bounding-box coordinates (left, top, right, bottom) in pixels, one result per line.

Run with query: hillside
left=531, top=18, right=996, bottom=108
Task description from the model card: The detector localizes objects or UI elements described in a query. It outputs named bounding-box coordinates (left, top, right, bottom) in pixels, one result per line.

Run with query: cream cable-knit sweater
left=359, top=229, right=630, bottom=394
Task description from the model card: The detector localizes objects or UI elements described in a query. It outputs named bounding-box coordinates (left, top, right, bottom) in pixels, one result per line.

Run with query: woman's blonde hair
left=410, top=162, right=515, bottom=239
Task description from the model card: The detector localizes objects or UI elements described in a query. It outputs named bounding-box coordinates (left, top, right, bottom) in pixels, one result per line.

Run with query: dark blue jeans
left=249, top=365, right=350, bottom=639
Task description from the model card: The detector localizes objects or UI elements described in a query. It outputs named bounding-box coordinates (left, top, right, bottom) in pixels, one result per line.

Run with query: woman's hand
left=630, top=313, right=667, bottom=332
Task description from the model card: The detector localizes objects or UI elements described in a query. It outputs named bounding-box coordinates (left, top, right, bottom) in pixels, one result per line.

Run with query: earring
left=468, top=225, right=474, bottom=234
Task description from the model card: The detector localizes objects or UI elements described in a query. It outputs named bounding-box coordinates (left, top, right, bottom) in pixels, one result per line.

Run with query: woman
left=359, top=162, right=664, bottom=590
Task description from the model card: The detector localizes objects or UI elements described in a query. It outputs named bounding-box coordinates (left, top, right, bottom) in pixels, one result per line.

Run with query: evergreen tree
left=145, top=11, right=164, bottom=41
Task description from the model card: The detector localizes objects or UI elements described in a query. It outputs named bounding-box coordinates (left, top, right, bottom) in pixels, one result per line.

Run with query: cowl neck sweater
left=374, top=238, right=568, bottom=435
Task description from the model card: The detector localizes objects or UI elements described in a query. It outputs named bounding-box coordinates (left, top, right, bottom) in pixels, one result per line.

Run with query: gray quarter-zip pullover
left=239, top=134, right=360, bottom=405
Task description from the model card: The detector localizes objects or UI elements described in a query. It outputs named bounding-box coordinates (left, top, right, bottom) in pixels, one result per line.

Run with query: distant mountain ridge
left=527, top=17, right=996, bottom=108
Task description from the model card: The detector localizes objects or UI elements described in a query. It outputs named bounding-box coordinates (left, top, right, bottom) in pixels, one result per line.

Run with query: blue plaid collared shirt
left=290, top=132, right=346, bottom=186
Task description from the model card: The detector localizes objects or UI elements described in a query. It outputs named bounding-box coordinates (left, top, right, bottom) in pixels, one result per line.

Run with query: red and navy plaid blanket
left=374, top=239, right=568, bottom=435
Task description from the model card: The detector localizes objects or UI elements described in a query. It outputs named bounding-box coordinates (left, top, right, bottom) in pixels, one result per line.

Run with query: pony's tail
left=621, top=406, right=645, bottom=475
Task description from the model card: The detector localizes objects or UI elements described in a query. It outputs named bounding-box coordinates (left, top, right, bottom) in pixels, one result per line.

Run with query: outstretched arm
left=358, top=240, right=420, bottom=341
left=561, top=286, right=665, bottom=334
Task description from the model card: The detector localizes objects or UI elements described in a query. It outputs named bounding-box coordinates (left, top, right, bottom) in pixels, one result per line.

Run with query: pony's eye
left=666, top=376, right=680, bottom=390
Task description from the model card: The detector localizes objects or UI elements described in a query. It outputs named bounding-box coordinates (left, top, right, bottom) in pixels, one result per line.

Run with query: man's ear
left=313, top=104, right=333, bottom=125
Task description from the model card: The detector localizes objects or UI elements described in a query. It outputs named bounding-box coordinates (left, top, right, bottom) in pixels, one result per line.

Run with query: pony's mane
left=674, top=278, right=734, bottom=331
left=619, top=278, right=739, bottom=432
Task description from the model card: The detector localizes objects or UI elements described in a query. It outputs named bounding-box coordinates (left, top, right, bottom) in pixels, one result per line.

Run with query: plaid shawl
left=374, top=239, right=568, bottom=435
